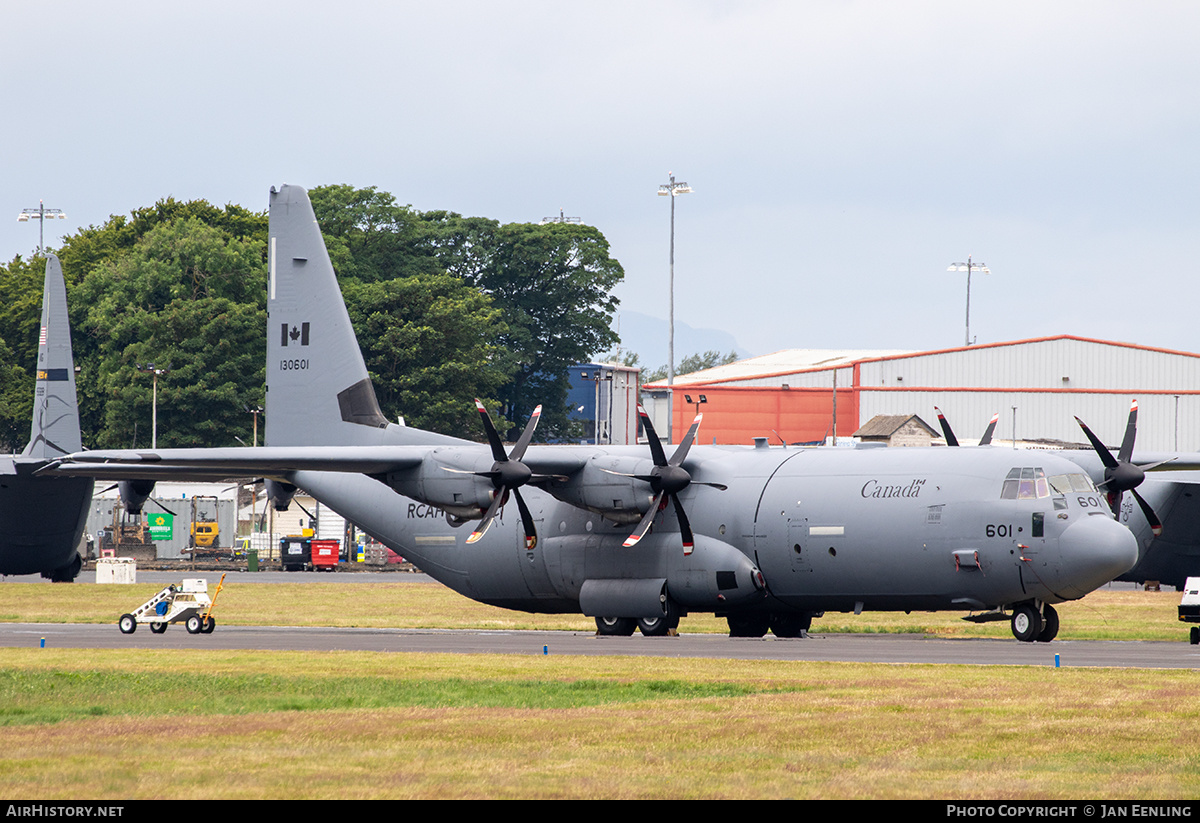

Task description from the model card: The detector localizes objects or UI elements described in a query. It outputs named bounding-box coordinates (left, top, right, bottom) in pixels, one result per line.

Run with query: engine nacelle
left=118, top=479, right=156, bottom=515
left=543, top=454, right=656, bottom=524
left=265, top=479, right=298, bottom=512
left=385, top=450, right=497, bottom=520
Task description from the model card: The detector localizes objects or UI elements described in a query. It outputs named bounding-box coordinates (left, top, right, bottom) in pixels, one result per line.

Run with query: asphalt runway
left=2, top=621, right=1196, bottom=669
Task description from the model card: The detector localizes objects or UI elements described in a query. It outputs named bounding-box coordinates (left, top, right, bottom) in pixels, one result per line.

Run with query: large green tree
left=420, top=213, right=623, bottom=438
left=72, top=217, right=268, bottom=448
left=343, top=273, right=513, bottom=439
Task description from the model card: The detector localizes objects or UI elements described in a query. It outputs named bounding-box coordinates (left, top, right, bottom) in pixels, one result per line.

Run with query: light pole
left=136, top=363, right=171, bottom=448
left=947, top=256, right=990, bottom=346
left=246, top=405, right=264, bottom=447
left=17, top=201, right=67, bottom=253
left=658, top=172, right=692, bottom=442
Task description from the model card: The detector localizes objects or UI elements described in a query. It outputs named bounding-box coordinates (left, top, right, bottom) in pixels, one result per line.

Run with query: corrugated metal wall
left=660, top=338, right=1200, bottom=450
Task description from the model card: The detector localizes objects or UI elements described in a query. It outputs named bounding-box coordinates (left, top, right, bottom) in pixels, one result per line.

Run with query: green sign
left=147, top=512, right=173, bottom=541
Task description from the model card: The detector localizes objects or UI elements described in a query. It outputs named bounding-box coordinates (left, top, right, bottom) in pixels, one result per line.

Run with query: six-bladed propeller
left=604, top=406, right=726, bottom=554
left=1074, top=400, right=1168, bottom=536
left=449, top=400, right=546, bottom=549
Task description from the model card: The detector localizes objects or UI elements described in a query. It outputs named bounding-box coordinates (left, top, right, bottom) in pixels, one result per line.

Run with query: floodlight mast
left=947, top=256, right=990, bottom=346
left=658, top=172, right=693, bottom=442
left=16, top=200, right=67, bottom=253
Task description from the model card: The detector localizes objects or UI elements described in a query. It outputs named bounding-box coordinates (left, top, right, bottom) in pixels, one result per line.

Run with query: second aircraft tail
left=22, top=253, right=82, bottom=459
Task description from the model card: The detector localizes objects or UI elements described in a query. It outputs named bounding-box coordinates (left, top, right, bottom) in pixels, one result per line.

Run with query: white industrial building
left=642, top=335, right=1200, bottom=451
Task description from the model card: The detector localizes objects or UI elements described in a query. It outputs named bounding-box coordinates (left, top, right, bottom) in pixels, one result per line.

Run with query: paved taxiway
left=1, top=622, right=1196, bottom=669
left=2, top=571, right=1191, bottom=668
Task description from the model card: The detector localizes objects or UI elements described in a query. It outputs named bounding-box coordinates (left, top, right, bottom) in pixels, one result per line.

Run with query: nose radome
left=1053, top=514, right=1139, bottom=599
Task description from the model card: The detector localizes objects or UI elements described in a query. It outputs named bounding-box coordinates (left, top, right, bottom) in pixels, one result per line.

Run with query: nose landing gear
left=1011, top=602, right=1058, bottom=642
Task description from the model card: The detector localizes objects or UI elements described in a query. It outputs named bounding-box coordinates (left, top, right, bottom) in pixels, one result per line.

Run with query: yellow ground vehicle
left=190, top=521, right=218, bottom=547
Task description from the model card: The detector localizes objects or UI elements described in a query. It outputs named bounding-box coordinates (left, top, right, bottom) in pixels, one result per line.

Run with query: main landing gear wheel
left=637, top=615, right=679, bottom=637
left=201, top=616, right=216, bottom=634
left=150, top=622, right=168, bottom=634
left=727, top=613, right=770, bottom=638
left=1011, top=604, right=1043, bottom=642
left=118, top=614, right=137, bottom=634
left=769, top=613, right=812, bottom=639
left=1036, top=604, right=1059, bottom=643
left=185, top=615, right=203, bottom=634
left=595, top=616, right=636, bottom=636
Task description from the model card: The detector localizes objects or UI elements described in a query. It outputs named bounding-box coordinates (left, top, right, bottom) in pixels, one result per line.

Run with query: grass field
left=0, top=649, right=1197, bottom=799
left=0, top=579, right=1196, bottom=799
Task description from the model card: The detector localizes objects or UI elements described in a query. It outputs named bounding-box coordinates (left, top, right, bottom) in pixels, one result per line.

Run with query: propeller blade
left=1075, top=416, right=1119, bottom=470
left=1118, top=399, right=1138, bottom=464
left=979, top=413, right=999, bottom=446
left=623, top=491, right=664, bottom=548
left=670, top=414, right=703, bottom=466
left=1131, top=488, right=1163, bottom=537
left=148, top=497, right=178, bottom=517
left=513, top=488, right=538, bottom=549
left=474, top=399, right=509, bottom=463
left=510, top=405, right=542, bottom=461
left=465, top=491, right=505, bottom=545
left=670, top=493, right=695, bottom=555
left=934, top=407, right=959, bottom=447
left=636, top=405, right=668, bottom=467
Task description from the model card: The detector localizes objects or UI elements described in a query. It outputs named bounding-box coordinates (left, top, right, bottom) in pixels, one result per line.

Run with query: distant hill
left=606, top=310, right=752, bottom=369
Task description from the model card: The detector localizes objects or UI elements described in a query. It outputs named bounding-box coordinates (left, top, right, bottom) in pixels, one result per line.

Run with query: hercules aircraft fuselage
left=239, top=437, right=1136, bottom=625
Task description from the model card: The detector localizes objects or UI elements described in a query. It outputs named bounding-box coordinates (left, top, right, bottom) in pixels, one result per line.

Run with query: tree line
left=0, top=185, right=624, bottom=451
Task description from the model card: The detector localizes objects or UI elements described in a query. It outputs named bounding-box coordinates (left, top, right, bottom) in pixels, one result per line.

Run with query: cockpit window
left=1001, top=467, right=1055, bottom=500
left=1048, top=473, right=1097, bottom=495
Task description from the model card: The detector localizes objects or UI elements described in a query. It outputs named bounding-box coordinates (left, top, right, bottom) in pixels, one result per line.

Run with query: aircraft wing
left=40, top=444, right=594, bottom=481
left=40, top=446, right=430, bottom=479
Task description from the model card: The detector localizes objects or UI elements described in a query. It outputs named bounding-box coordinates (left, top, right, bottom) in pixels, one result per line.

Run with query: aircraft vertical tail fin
left=267, top=184, right=386, bottom=447
left=22, top=254, right=82, bottom=459
left=266, top=184, right=458, bottom=448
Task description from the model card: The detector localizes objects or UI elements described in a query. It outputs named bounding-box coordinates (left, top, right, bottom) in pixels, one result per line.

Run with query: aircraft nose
left=1053, top=515, right=1139, bottom=599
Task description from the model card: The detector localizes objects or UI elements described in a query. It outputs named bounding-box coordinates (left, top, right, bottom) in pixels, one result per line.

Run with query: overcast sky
left=4, top=1, right=1198, bottom=362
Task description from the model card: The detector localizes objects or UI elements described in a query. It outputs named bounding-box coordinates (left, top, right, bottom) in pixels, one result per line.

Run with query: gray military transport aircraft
left=0, top=254, right=92, bottom=581
left=44, top=185, right=1140, bottom=640
left=937, top=404, right=1200, bottom=590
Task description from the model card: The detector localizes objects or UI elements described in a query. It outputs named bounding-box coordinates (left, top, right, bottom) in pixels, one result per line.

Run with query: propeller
left=452, top=400, right=544, bottom=549
left=934, top=407, right=958, bottom=447
left=1074, top=399, right=1169, bottom=536
left=934, top=407, right=999, bottom=447
left=606, top=406, right=726, bottom=555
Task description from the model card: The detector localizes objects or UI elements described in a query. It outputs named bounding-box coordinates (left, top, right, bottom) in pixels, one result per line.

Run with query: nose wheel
left=1011, top=603, right=1058, bottom=642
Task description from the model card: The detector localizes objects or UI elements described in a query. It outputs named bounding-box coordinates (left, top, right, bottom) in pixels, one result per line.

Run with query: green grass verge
left=0, top=649, right=1197, bottom=799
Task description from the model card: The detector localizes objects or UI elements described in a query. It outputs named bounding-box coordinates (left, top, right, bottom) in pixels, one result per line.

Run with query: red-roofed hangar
left=641, top=336, right=1200, bottom=452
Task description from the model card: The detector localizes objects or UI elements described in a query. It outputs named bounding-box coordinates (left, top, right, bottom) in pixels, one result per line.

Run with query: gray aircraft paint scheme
left=1, top=254, right=91, bottom=580
left=51, top=185, right=1139, bottom=639
left=936, top=407, right=1200, bottom=590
